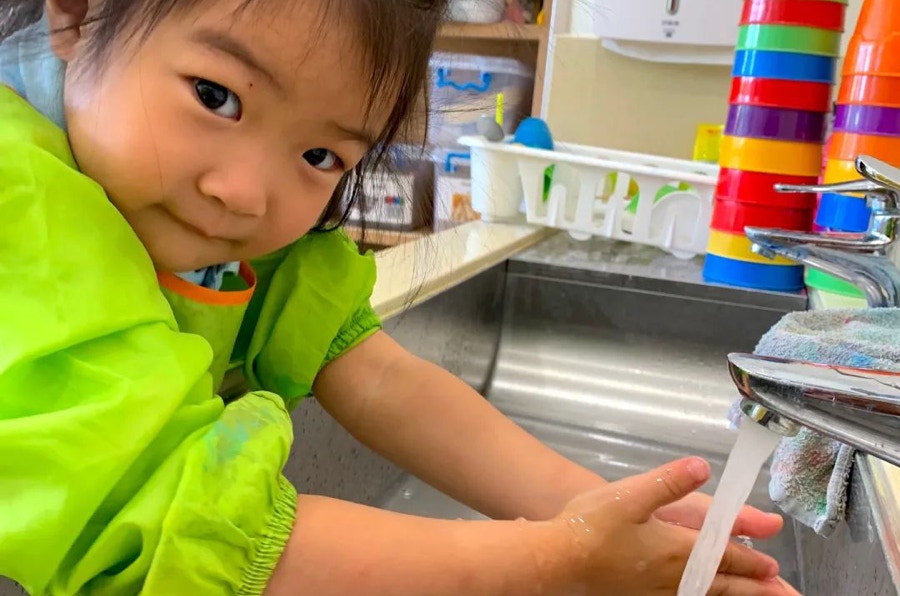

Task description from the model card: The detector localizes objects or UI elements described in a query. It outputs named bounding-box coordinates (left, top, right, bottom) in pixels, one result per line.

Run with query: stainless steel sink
left=381, top=236, right=805, bottom=587
left=377, top=234, right=899, bottom=595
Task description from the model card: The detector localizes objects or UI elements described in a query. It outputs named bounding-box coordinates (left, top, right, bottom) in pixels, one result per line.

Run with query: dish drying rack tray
left=460, top=136, right=719, bottom=260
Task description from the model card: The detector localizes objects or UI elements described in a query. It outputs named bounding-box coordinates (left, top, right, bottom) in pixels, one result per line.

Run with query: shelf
left=344, top=225, right=429, bottom=248
left=438, top=22, right=543, bottom=42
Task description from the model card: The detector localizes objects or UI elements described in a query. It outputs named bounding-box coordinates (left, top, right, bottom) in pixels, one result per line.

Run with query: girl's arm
left=313, top=331, right=605, bottom=521
left=265, top=458, right=788, bottom=596
left=267, top=495, right=568, bottom=595
left=314, top=331, right=784, bottom=539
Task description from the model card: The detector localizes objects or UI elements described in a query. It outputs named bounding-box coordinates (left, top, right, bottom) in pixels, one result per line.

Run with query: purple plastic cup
left=834, top=103, right=900, bottom=136
left=725, top=104, right=827, bottom=143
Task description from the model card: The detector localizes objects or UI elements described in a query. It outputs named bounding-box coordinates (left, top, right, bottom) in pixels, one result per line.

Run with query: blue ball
left=514, top=117, right=554, bottom=150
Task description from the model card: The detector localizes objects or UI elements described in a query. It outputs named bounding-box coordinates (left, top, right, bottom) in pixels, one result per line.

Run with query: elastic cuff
left=237, top=476, right=299, bottom=596
left=324, top=305, right=382, bottom=365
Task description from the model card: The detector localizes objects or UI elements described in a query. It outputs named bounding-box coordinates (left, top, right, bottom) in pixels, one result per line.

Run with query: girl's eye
left=194, top=79, right=242, bottom=120
left=303, top=148, right=342, bottom=171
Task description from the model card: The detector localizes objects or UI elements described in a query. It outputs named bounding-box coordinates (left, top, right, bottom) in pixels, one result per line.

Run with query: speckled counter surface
left=508, top=232, right=807, bottom=312
left=510, top=232, right=708, bottom=283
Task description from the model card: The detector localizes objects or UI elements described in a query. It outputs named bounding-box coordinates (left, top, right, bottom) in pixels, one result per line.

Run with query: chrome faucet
left=728, top=353, right=900, bottom=466
left=745, top=154, right=900, bottom=308
left=723, top=156, right=900, bottom=462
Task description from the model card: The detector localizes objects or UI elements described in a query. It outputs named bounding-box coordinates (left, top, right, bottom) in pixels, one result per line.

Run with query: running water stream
left=677, top=420, right=783, bottom=596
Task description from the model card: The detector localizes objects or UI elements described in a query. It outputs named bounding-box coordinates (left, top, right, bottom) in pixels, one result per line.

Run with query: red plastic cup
left=715, top=168, right=818, bottom=209
left=711, top=196, right=814, bottom=233
left=741, top=0, right=846, bottom=32
left=730, top=77, right=833, bottom=113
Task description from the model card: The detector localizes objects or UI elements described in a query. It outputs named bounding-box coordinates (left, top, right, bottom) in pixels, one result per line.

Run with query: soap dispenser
left=593, top=0, right=742, bottom=65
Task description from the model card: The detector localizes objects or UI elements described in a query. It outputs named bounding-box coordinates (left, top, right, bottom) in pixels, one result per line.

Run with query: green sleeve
left=244, top=230, right=382, bottom=408
left=0, top=88, right=296, bottom=594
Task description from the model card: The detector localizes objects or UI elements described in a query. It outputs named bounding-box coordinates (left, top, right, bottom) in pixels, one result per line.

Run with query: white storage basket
left=460, top=136, right=719, bottom=259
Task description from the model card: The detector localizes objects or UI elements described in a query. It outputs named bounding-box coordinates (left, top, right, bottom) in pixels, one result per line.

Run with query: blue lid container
left=815, top=192, right=872, bottom=232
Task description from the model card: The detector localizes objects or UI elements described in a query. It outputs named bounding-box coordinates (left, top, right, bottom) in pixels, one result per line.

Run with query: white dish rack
left=459, top=136, right=719, bottom=259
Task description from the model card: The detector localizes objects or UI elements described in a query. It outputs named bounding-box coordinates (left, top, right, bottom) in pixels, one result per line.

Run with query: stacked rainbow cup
left=807, top=0, right=900, bottom=300
left=703, top=0, right=847, bottom=292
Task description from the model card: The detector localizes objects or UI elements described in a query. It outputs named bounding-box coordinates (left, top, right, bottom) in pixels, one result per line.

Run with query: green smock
left=0, top=85, right=382, bottom=594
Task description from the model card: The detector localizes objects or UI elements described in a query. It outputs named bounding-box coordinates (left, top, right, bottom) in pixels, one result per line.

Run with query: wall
left=544, top=0, right=862, bottom=160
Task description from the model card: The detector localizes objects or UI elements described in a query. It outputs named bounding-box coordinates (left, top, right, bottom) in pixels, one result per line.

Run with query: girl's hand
left=655, top=492, right=784, bottom=539
left=542, top=457, right=798, bottom=596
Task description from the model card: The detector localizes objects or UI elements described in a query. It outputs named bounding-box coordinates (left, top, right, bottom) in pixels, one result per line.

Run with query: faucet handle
left=773, top=155, right=900, bottom=208
left=773, top=178, right=884, bottom=196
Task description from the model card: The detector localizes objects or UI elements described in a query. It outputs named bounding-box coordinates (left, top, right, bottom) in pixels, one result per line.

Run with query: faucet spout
left=728, top=353, right=900, bottom=467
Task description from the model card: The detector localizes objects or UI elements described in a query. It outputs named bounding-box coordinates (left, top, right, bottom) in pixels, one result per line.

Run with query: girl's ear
left=45, top=0, right=91, bottom=62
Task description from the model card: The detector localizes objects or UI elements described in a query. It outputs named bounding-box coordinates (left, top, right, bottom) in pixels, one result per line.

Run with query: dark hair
left=1, top=0, right=447, bottom=243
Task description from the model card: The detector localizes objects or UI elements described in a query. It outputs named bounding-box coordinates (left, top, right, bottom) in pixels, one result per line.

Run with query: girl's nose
left=197, top=159, right=270, bottom=218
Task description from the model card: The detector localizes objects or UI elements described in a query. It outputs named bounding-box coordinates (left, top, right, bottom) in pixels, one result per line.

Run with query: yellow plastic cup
left=719, top=135, right=823, bottom=177
left=693, top=124, right=724, bottom=163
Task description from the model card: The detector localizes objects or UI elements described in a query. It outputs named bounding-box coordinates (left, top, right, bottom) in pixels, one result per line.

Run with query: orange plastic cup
left=852, top=0, right=900, bottom=42
left=843, top=37, right=900, bottom=77
left=838, top=74, right=900, bottom=108
left=827, top=131, right=900, bottom=161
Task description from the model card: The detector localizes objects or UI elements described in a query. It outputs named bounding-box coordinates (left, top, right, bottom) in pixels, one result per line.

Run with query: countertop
left=370, top=221, right=555, bottom=320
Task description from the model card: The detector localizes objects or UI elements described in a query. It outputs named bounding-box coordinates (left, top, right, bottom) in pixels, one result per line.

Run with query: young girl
left=0, top=1, right=801, bottom=594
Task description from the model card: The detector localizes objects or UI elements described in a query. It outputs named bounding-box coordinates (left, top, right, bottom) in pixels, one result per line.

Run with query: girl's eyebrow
left=190, top=28, right=281, bottom=90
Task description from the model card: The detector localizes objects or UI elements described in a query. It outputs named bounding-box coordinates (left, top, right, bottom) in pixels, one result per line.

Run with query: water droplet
left=656, top=477, right=663, bottom=483
left=401, top=488, right=414, bottom=499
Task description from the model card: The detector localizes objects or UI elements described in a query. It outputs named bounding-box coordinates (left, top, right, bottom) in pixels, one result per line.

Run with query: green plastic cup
left=805, top=267, right=864, bottom=298
left=737, top=24, right=842, bottom=57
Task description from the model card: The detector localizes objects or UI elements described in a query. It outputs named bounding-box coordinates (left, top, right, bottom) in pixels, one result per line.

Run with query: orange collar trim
left=158, top=262, right=257, bottom=306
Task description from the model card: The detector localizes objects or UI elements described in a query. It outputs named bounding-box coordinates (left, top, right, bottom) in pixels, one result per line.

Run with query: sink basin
left=381, top=236, right=806, bottom=587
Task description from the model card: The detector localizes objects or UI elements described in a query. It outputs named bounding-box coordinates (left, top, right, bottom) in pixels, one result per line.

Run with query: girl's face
left=54, top=0, right=385, bottom=271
